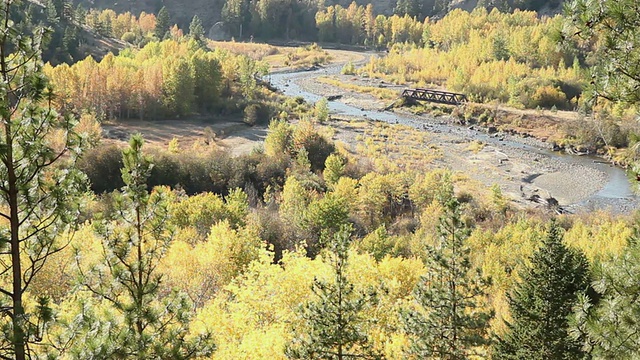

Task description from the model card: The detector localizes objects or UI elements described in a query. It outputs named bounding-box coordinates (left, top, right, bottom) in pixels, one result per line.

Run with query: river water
left=268, top=64, right=637, bottom=211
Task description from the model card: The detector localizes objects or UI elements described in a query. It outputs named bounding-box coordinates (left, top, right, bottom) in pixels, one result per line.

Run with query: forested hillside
left=72, top=0, right=225, bottom=29
left=72, top=0, right=566, bottom=40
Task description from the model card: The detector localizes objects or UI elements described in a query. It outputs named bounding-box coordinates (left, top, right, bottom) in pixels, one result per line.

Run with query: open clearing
left=101, top=119, right=267, bottom=156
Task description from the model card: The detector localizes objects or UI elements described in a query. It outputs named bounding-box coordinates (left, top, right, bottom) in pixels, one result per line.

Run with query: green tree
left=162, top=57, right=195, bottom=117
left=564, top=0, right=640, bottom=106
left=286, top=227, right=383, bottom=359
left=315, top=97, right=329, bottom=123
left=264, top=118, right=293, bottom=157
left=494, top=220, right=590, bottom=359
left=76, top=135, right=214, bottom=359
left=45, top=0, right=59, bottom=24
left=402, top=187, right=492, bottom=359
left=190, top=50, right=221, bottom=112
left=394, top=0, right=422, bottom=19
left=222, top=0, right=249, bottom=38
left=154, top=6, right=170, bottom=39
left=571, top=227, right=640, bottom=359
left=323, top=153, right=345, bottom=187
left=491, top=32, right=510, bottom=61
left=237, top=55, right=268, bottom=100
left=0, top=2, right=87, bottom=359
left=188, top=15, right=205, bottom=45
left=74, top=4, right=86, bottom=24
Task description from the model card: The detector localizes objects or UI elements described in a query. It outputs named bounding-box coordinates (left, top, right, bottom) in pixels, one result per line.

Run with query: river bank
left=269, top=50, right=639, bottom=214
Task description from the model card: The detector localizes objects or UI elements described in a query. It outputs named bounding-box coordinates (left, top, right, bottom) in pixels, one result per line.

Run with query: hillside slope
left=73, top=0, right=564, bottom=39
left=73, top=0, right=226, bottom=30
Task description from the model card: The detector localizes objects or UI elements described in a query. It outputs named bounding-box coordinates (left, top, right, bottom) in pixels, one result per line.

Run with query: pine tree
left=188, top=15, right=206, bottom=45
left=76, top=135, right=215, bottom=359
left=221, top=0, right=249, bottom=38
left=45, top=0, right=59, bottom=24
left=286, top=227, right=383, bottom=360
left=571, top=226, right=640, bottom=359
left=394, top=0, right=421, bottom=19
left=154, top=6, right=170, bottom=39
left=315, top=97, right=329, bottom=123
left=493, top=220, right=590, bottom=359
left=323, top=153, right=345, bottom=187
left=564, top=0, right=640, bottom=106
left=402, top=187, right=492, bottom=359
left=74, top=4, right=86, bottom=25
left=0, top=2, right=87, bottom=359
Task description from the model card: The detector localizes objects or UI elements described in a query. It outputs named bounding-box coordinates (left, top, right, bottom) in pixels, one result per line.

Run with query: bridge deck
left=402, top=88, right=468, bottom=105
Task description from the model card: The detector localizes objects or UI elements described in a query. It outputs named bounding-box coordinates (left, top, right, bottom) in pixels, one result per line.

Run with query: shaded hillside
left=21, top=0, right=123, bottom=64
left=74, top=0, right=565, bottom=28
left=73, top=0, right=225, bottom=31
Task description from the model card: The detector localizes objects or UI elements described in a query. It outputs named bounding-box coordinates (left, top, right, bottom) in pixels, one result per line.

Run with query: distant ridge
left=71, top=0, right=565, bottom=37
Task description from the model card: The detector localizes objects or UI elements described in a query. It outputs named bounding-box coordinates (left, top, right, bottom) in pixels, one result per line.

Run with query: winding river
left=267, top=59, right=637, bottom=212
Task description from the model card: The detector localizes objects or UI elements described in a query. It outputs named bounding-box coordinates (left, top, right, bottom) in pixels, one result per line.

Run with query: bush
left=244, top=103, right=270, bottom=126
left=121, top=32, right=137, bottom=43
left=341, top=61, right=356, bottom=75
left=78, top=145, right=124, bottom=193
left=148, top=150, right=182, bottom=189
left=315, top=98, right=329, bottom=123
left=79, top=136, right=294, bottom=203
left=529, top=85, right=568, bottom=109
left=293, top=127, right=335, bottom=172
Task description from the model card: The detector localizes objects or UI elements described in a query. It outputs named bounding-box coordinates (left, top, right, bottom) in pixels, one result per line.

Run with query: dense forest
left=1, top=0, right=640, bottom=359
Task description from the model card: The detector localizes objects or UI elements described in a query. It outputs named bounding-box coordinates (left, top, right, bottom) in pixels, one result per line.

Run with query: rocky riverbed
left=270, top=52, right=639, bottom=214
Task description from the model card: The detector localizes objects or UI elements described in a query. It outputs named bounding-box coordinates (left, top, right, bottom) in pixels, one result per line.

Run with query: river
left=267, top=59, right=638, bottom=213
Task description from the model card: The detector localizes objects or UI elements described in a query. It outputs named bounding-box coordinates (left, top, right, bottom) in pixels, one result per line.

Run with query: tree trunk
left=2, top=4, right=26, bottom=355
left=8, top=125, right=25, bottom=360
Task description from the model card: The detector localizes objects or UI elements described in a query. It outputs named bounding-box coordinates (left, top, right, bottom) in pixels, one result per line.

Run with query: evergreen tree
left=286, top=227, right=383, bottom=359
left=323, top=153, right=345, bottom=187
left=394, top=0, right=422, bottom=19
left=402, top=186, right=492, bottom=359
left=188, top=15, right=206, bottom=45
left=45, top=0, right=59, bottom=24
left=222, top=0, right=250, bottom=38
left=0, top=2, right=87, bottom=359
left=315, top=97, right=329, bottom=123
left=571, top=226, right=640, bottom=359
left=494, top=220, right=590, bottom=359
left=564, top=0, right=640, bottom=106
left=154, top=6, right=170, bottom=39
left=74, top=4, right=86, bottom=25
left=75, top=135, right=215, bottom=359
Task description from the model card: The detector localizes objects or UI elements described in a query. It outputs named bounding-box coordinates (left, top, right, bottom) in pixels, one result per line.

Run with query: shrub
left=78, top=145, right=124, bottom=193
left=323, top=153, right=345, bottom=186
left=121, top=32, right=137, bottom=43
left=341, top=61, right=356, bottom=75
left=529, top=85, right=568, bottom=109
left=293, top=124, right=335, bottom=172
left=148, top=150, right=182, bottom=189
left=244, top=103, right=270, bottom=126
left=244, top=104, right=260, bottom=126
left=315, top=98, right=329, bottom=123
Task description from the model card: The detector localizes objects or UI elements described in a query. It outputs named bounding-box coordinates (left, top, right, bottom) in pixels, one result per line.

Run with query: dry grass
left=328, top=118, right=443, bottom=173
left=208, top=40, right=280, bottom=60
left=467, top=140, right=486, bottom=154
left=265, top=44, right=332, bottom=69
left=208, top=41, right=332, bottom=69
left=317, top=76, right=398, bottom=100
left=458, top=103, right=569, bottom=143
